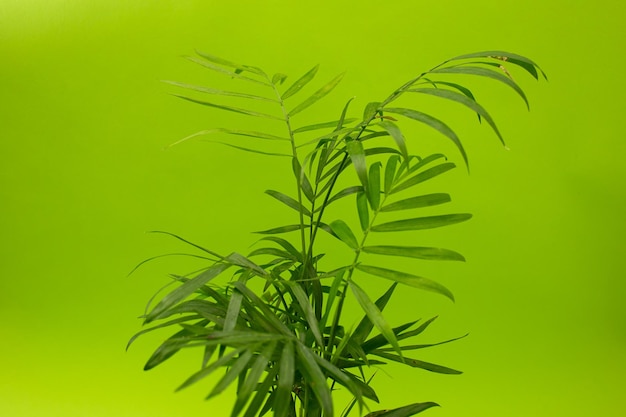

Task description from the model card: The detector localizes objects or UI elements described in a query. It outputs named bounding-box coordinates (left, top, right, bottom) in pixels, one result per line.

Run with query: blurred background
left=1, top=1, right=624, bottom=416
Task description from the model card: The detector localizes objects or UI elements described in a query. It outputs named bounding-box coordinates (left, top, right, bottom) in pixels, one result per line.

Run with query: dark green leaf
left=323, top=186, right=364, bottom=207
left=380, top=193, right=451, bottom=211
left=378, top=121, right=409, bottom=161
left=431, top=66, right=530, bottom=110
left=363, top=102, right=382, bottom=121
left=146, top=262, right=231, bottom=323
left=408, top=88, right=504, bottom=145
left=284, top=282, right=324, bottom=347
left=292, top=157, right=316, bottom=203
left=254, top=224, right=307, bottom=234
left=329, top=220, right=359, bottom=250
left=362, top=245, right=465, bottom=262
left=365, top=402, right=439, bottom=417
left=346, top=139, right=368, bottom=191
left=274, top=341, right=295, bottom=417
left=386, top=107, right=468, bottom=169
left=289, top=73, right=345, bottom=116
left=207, top=349, right=254, bottom=399
left=259, top=237, right=302, bottom=262
left=371, top=213, right=472, bottom=233
left=265, top=190, right=312, bottom=217
left=177, top=346, right=246, bottom=391
left=242, top=367, right=278, bottom=417
left=384, top=155, right=400, bottom=194
left=282, top=64, right=319, bottom=100
left=356, top=264, right=454, bottom=301
left=370, top=350, right=462, bottom=374
left=352, top=283, right=397, bottom=345
left=367, top=162, right=382, bottom=210
left=349, top=280, right=402, bottom=358
left=232, top=342, right=276, bottom=417
left=295, top=343, right=333, bottom=417
left=356, top=192, right=369, bottom=232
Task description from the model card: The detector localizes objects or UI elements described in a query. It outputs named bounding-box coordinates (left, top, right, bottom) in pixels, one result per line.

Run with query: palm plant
left=129, top=50, right=546, bottom=417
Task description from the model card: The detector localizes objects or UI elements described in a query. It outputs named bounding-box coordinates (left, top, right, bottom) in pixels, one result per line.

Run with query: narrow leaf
left=265, top=190, right=312, bottom=216
left=176, top=346, right=246, bottom=391
left=362, top=245, right=465, bottom=262
left=378, top=120, right=409, bottom=161
left=349, top=280, right=402, bottom=359
left=289, top=72, right=345, bottom=116
left=366, top=402, right=439, bottom=417
left=346, top=139, right=368, bottom=191
left=293, top=119, right=358, bottom=134
left=448, top=50, right=547, bottom=80
left=370, top=350, right=462, bottom=374
left=167, top=128, right=289, bottom=148
left=272, top=73, right=288, bottom=85
left=295, top=343, right=333, bottom=417
left=282, top=64, right=319, bottom=100
left=259, top=237, right=303, bottom=262
left=274, top=341, right=295, bottom=417
left=371, top=213, right=472, bottom=232
left=194, top=50, right=266, bottom=77
left=356, top=192, right=369, bottom=232
left=352, top=283, right=397, bottom=345
left=207, top=349, right=254, bottom=399
left=356, top=264, right=454, bottom=301
left=367, top=162, right=382, bottom=210
left=386, top=107, right=468, bottom=169
left=163, top=81, right=277, bottom=103
left=284, top=282, right=324, bottom=347
left=380, top=193, right=451, bottom=211
left=172, top=95, right=282, bottom=120
left=323, top=186, right=364, bottom=207
left=384, top=155, right=400, bottom=194
left=254, top=224, right=306, bottom=234
left=329, top=220, right=359, bottom=250
left=232, top=342, right=276, bottom=417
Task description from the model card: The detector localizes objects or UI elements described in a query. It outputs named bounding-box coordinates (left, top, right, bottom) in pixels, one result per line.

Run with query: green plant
left=129, top=50, right=546, bottom=417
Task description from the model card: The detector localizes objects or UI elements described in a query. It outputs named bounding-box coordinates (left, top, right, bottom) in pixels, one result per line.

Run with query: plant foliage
left=130, top=50, right=546, bottom=417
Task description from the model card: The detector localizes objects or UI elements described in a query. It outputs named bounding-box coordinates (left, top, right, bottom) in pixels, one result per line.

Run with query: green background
left=1, top=1, right=624, bottom=416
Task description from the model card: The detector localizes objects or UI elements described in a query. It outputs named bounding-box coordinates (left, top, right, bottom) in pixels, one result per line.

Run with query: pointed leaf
left=289, top=72, right=345, bottom=116
left=293, top=119, right=358, bottom=134
left=207, top=349, right=254, bottom=399
left=371, top=213, right=472, bottom=232
left=274, top=341, right=295, bottom=417
left=362, top=245, right=465, bottom=262
left=259, top=237, right=303, bottom=262
left=265, top=190, right=312, bottom=216
left=232, top=342, right=276, bottom=417
left=242, top=367, right=278, bottom=417
left=208, top=141, right=291, bottom=157
left=194, top=50, right=266, bottom=77
left=384, top=155, right=400, bottom=194
left=282, top=64, right=319, bottom=100
left=186, top=55, right=270, bottom=86
left=363, top=102, right=382, bottom=121
left=323, top=186, right=364, bottom=207
left=431, top=66, right=530, bottom=110
left=163, top=81, right=277, bottom=102
left=272, top=73, right=288, bottom=85
left=177, top=346, right=246, bottom=391
left=378, top=121, right=409, bottom=161
left=380, top=193, right=451, bottom=211
left=284, top=282, right=324, bottom=347
left=366, top=402, right=439, bottom=417
left=367, top=162, right=382, bottom=210
left=172, top=95, right=282, bottom=120
left=254, top=224, right=306, bottom=234
left=408, top=88, right=504, bottom=145
left=370, top=350, right=462, bottom=374
left=346, top=139, right=368, bottom=191
left=329, top=220, right=359, bottom=250
left=356, top=264, right=454, bottom=301
left=295, top=343, right=333, bottom=417
left=349, top=280, right=402, bottom=358
left=352, top=282, right=397, bottom=345
left=356, top=192, right=369, bottom=232
left=448, top=50, right=547, bottom=80
left=386, top=107, right=468, bottom=169
left=146, top=262, right=231, bottom=323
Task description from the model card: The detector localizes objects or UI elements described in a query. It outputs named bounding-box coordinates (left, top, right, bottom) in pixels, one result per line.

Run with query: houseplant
left=129, top=50, right=546, bottom=417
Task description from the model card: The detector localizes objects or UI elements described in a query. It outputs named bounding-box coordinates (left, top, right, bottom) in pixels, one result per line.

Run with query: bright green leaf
left=371, top=213, right=472, bottom=232
left=362, top=245, right=465, bottom=262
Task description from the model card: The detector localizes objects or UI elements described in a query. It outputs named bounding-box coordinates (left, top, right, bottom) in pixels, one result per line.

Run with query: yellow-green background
left=1, top=1, right=624, bottom=416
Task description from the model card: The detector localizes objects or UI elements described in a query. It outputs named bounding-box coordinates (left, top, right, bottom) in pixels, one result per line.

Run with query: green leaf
left=367, top=162, right=382, bottom=210
left=351, top=282, right=397, bottom=345
left=232, top=342, right=276, bottom=417
left=323, top=186, right=364, bottom=207
left=254, top=224, right=306, bottom=234
left=177, top=346, right=246, bottom=391
left=395, top=162, right=457, bottom=194
left=162, top=81, right=277, bottom=103
left=194, top=50, right=266, bottom=77
left=274, top=341, right=295, bottom=417
left=362, top=245, right=465, bottom=262
left=289, top=72, right=345, bottom=116
left=207, top=349, right=254, bottom=399
left=329, top=220, right=359, bottom=250
left=380, top=193, right=451, bottom=211
left=370, top=350, right=462, bottom=374
left=356, top=192, right=369, bottom=232
left=431, top=66, right=530, bottom=110
left=185, top=55, right=270, bottom=86
left=448, top=50, right=547, bottom=80
left=386, top=107, right=468, bottom=169
left=127, top=316, right=202, bottom=351
left=408, top=88, right=504, bottom=145
left=406, top=153, right=447, bottom=175
left=378, top=120, right=409, bottom=162
left=284, top=282, right=324, bottom=347
left=207, top=142, right=291, bottom=157
left=265, top=190, right=312, bottom=216
left=371, top=213, right=472, bottom=232
left=259, top=237, right=303, bottom=262
left=295, top=342, right=333, bottom=417
left=293, top=119, right=358, bottom=134
left=242, top=367, right=278, bottom=417
left=356, top=264, right=454, bottom=301
left=365, top=402, right=439, bottom=417
left=349, top=280, right=402, bottom=359
left=146, top=262, right=231, bottom=323
left=292, top=157, right=316, bottom=203
left=282, top=64, right=319, bottom=100
left=378, top=333, right=468, bottom=352
left=172, top=95, right=282, bottom=120
left=167, top=128, right=289, bottom=148
left=384, top=155, right=400, bottom=194
left=346, top=139, right=368, bottom=191
left=363, top=102, right=381, bottom=121
left=272, top=73, right=288, bottom=85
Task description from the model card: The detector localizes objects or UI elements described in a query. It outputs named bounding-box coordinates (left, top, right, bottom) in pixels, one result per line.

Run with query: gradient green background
left=1, top=1, right=624, bottom=416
